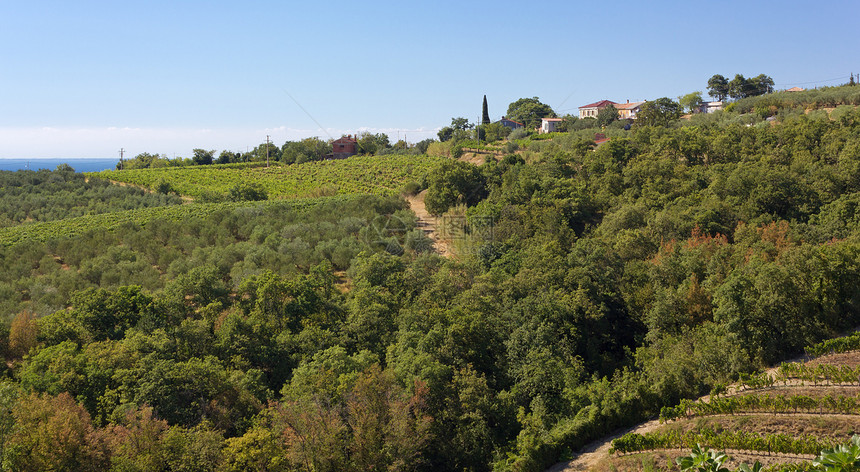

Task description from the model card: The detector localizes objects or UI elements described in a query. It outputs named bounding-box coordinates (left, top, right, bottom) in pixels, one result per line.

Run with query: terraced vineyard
left=91, top=154, right=448, bottom=199
left=586, top=335, right=860, bottom=471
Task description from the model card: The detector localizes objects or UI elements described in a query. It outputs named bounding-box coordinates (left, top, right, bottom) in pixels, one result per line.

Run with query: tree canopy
left=506, top=97, right=556, bottom=129
left=635, top=97, right=682, bottom=127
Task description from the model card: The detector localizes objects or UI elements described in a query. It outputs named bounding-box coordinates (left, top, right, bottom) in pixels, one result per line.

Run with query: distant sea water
left=0, top=158, right=119, bottom=173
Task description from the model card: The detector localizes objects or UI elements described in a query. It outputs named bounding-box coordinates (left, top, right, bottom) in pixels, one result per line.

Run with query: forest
left=0, top=85, right=858, bottom=471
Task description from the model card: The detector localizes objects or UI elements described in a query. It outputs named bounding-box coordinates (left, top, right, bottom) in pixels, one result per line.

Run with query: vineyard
left=588, top=334, right=860, bottom=471
left=91, top=154, right=448, bottom=199
left=0, top=195, right=354, bottom=247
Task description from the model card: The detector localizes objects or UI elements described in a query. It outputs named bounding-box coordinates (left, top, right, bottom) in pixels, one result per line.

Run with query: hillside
left=92, top=154, right=446, bottom=200
left=0, top=88, right=857, bottom=470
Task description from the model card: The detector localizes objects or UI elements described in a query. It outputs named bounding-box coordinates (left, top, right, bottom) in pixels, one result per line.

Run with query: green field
left=91, top=154, right=447, bottom=199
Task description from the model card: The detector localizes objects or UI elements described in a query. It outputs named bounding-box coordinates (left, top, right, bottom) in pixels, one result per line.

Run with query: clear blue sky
left=1, top=0, right=858, bottom=158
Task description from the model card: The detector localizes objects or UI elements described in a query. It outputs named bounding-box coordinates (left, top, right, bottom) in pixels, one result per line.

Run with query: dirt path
left=546, top=419, right=664, bottom=472
left=405, top=190, right=453, bottom=258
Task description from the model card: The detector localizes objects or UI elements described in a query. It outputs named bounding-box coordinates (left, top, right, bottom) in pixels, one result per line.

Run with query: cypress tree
left=482, top=95, right=491, bottom=125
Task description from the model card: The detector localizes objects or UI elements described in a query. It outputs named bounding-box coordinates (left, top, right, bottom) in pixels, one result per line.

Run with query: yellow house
left=615, top=101, right=645, bottom=120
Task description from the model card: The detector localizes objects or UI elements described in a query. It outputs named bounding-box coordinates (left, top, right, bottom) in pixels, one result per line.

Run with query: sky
left=1, top=0, right=858, bottom=159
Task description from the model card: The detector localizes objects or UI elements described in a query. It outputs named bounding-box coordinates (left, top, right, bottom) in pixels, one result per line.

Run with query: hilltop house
left=540, top=117, right=564, bottom=134
left=497, top=116, right=524, bottom=130
left=578, top=100, right=617, bottom=119
left=697, top=101, right=723, bottom=113
left=616, top=101, right=645, bottom=120
left=328, top=135, right=357, bottom=160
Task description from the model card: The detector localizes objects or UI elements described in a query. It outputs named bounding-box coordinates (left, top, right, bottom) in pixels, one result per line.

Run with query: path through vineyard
left=406, top=190, right=453, bottom=258
left=547, top=353, right=813, bottom=472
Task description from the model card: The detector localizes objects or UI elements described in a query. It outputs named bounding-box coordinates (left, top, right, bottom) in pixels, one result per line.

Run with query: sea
left=0, top=158, right=119, bottom=173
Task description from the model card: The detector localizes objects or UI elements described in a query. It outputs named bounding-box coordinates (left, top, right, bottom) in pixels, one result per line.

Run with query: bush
left=400, top=181, right=421, bottom=196
left=508, top=127, right=530, bottom=140
left=228, top=183, right=268, bottom=202
left=154, top=179, right=176, bottom=195
left=424, top=161, right=487, bottom=215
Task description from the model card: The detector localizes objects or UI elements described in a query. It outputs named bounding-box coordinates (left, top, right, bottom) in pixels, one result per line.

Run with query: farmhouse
left=497, top=116, right=524, bottom=130
left=540, top=117, right=564, bottom=134
left=578, top=100, right=617, bottom=119
left=328, top=135, right=358, bottom=160
left=616, top=101, right=645, bottom=119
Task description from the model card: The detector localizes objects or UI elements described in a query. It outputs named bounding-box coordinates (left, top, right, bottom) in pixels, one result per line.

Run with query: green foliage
left=192, top=149, right=215, bottom=166
left=636, top=97, right=682, bottom=127
left=612, top=428, right=837, bottom=456
left=681, top=91, right=704, bottom=113
left=0, top=99, right=860, bottom=472
left=0, top=168, right=181, bottom=228
left=708, top=75, right=729, bottom=101
left=228, top=182, right=268, bottom=201
left=813, top=435, right=860, bottom=471
left=597, top=104, right=620, bottom=127
left=281, top=137, right=329, bottom=164
left=424, top=161, right=487, bottom=215
left=676, top=444, right=730, bottom=472
left=506, top=97, right=556, bottom=129
left=807, top=332, right=860, bottom=358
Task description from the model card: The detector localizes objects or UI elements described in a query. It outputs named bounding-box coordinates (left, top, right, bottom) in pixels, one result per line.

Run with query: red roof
left=500, top=117, right=524, bottom=126
left=579, top=100, right=617, bottom=109
left=333, top=135, right=357, bottom=144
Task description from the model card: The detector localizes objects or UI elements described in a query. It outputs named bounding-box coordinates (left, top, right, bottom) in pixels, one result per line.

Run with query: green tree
left=424, top=161, right=488, bottom=215
left=680, top=91, right=704, bottom=113
left=749, top=74, right=775, bottom=96
left=728, top=73, right=751, bottom=99
left=356, top=132, right=391, bottom=155
left=228, top=182, right=268, bottom=201
left=506, top=97, right=556, bottom=129
left=281, top=137, right=329, bottom=164
left=482, top=95, right=491, bottom=125
left=635, top=97, right=682, bottom=127
left=192, top=149, right=215, bottom=166
left=450, top=117, right=473, bottom=131
left=217, top=150, right=242, bottom=164
left=596, top=104, right=619, bottom=127
left=483, top=122, right=511, bottom=142
left=71, top=285, right=153, bottom=341
left=707, top=74, right=729, bottom=101
left=437, top=126, right=454, bottom=142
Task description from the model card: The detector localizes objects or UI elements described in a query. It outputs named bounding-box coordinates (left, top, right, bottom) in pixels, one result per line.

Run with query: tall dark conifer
left=481, top=95, right=490, bottom=125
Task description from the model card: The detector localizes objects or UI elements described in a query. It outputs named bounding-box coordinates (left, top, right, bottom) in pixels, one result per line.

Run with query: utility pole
left=266, top=135, right=271, bottom=168
left=119, top=148, right=125, bottom=170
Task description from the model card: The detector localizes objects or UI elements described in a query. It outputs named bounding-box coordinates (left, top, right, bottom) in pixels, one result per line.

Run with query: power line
left=775, top=75, right=850, bottom=87
left=282, top=89, right=335, bottom=140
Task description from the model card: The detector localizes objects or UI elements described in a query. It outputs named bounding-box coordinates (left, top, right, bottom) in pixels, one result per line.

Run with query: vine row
left=610, top=428, right=836, bottom=456
left=806, top=332, right=860, bottom=358
left=660, top=393, right=860, bottom=422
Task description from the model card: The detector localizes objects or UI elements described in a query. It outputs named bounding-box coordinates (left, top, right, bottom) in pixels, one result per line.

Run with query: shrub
left=228, top=183, right=268, bottom=202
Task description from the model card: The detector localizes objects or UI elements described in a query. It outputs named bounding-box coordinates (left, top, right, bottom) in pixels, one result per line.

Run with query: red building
left=329, top=135, right=358, bottom=159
